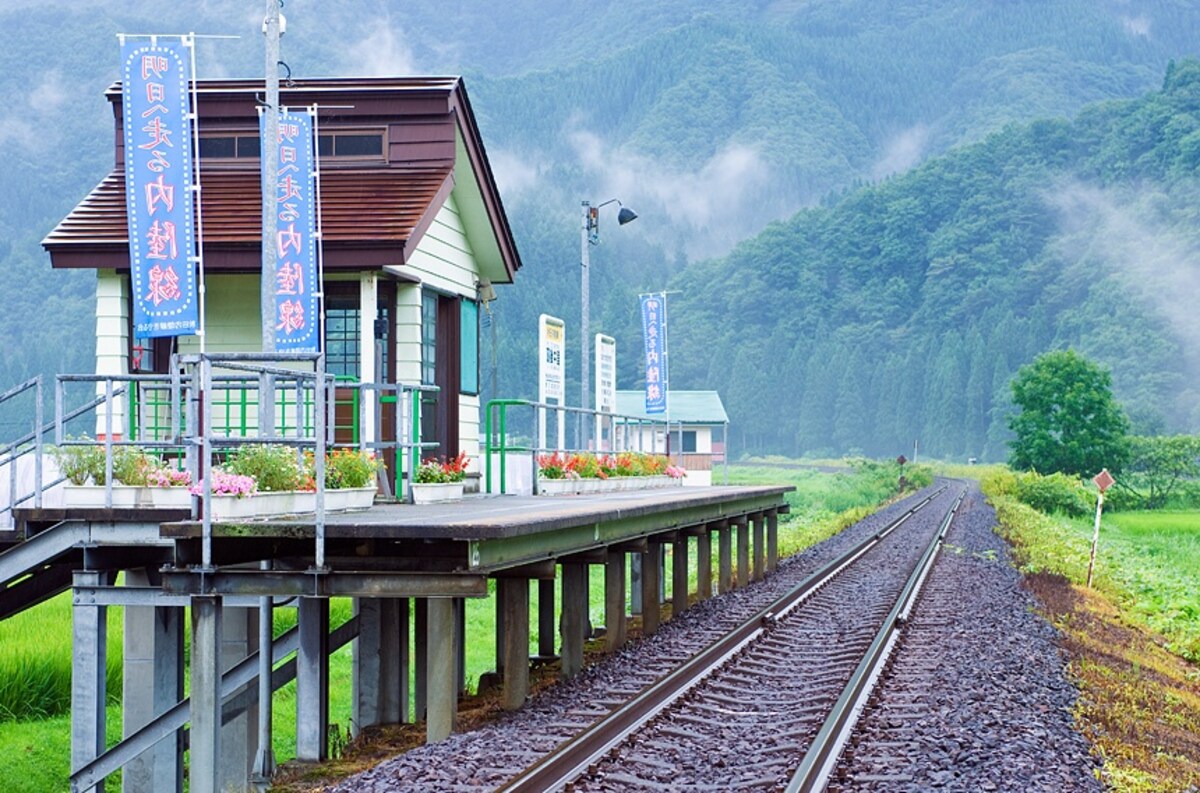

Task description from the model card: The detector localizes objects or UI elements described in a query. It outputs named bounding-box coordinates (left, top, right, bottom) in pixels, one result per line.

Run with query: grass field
left=0, top=462, right=910, bottom=792
left=985, top=482, right=1200, bottom=792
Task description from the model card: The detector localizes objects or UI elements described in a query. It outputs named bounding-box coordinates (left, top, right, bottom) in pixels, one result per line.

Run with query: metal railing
left=0, top=377, right=44, bottom=527
left=483, top=398, right=681, bottom=495
left=350, top=381, right=440, bottom=502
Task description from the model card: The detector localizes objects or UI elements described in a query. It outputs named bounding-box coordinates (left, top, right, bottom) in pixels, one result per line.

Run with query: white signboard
left=538, top=314, right=565, bottom=402
left=595, top=334, right=617, bottom=414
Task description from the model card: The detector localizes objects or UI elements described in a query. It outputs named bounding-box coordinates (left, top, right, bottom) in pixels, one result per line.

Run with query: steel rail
left=785, top=488, right=965, bottom=793
left=499, top=486, right=948, bottom=793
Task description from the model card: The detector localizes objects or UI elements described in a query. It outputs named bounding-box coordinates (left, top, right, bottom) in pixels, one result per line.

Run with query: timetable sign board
left=539, top=314, right=565, bottom=403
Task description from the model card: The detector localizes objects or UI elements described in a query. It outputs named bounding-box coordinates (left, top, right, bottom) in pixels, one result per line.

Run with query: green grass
left=0, top=463, right=907, bottom=790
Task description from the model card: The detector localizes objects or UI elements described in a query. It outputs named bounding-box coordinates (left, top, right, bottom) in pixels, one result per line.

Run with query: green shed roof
left=614, top=391, right=728, bottom=424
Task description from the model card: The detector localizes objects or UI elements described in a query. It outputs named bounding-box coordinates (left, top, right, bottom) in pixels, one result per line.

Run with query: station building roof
left=614, top=390, right=729, bottom=425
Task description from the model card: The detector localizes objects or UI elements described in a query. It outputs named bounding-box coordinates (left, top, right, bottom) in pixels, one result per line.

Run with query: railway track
left=498, top=485, right=965, bottom=792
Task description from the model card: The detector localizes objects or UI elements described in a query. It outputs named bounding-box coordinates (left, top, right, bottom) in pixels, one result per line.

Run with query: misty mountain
left=1, top=0, right=1198, bottom=455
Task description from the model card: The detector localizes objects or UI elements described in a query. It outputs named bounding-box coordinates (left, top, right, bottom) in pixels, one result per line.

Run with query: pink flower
left=190, top=469, right=257, bottom=498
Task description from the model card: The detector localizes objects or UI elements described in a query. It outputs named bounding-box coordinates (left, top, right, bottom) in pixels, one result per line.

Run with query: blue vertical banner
left=121, top=39, right=199, bottom=338
left=261, top=109, right=319, bottom=351
left=640, top=293, right=668, bottom=414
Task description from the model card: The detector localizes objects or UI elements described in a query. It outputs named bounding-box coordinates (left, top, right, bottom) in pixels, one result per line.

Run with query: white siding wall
left=94, top=270, right=129, bottom=436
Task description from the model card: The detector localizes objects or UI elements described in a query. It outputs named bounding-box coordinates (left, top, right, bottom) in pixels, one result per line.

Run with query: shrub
left=224, top=444, right=304, bottom=492
left=321, top=449, right=380, bottom=489
left=1013, top=470, right=1093, bottom=517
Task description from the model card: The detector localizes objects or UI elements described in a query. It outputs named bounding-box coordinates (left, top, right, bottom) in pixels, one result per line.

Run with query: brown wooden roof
left=45, top=166, right=453, bottom=271
left=43, top=77, right=519, bottom=279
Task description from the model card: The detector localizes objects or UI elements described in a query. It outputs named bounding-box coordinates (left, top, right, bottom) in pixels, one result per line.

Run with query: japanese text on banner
left=640, top=294, right=668, bottom=414
left=121, top=39, right=198, bottom=338
left=261, top=109, right=320, bottom=351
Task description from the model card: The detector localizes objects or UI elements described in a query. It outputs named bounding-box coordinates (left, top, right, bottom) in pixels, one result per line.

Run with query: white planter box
left=324, top=486, right=376, bottom=512
left=64, top=485, right=192, bottom=510
left=536, top=475, right=684, bottom=496
left=536, top=478, right=579, bottom=496
left=411, top=482, right=464, bottom=505
left=204, top=490, right=316, bottom=521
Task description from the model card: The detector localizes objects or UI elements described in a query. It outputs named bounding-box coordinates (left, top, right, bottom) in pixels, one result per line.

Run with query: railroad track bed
left=334, top=485, right=1096, bottom=791
left=831, top=483, right=1101, bottom=792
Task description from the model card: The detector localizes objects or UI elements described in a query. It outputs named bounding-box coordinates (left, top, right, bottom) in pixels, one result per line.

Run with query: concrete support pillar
left=604, top=549, right=627, bottom=651
left=456, top=598, right=467, bottom=695
left=425, top=598, right=457, bottom=743
left=499, top=579, right=530, bottom=711
left=122, top=570, right=183, bottom=793
left=295, top=597, right=329, bottom=762
left=736, top=519, right=750, bottom=588
left=189, top=596, right=223, bottom=793
left=640, top=544, right=661, bottom=635
left=353, top=597, right=409, bottom=734
left=494, top=582, right=507, bottom=675
left=630, top=553, right=643, bottom=615
left=221, top=606, right=259, bottom=790
left=560, top=562, right=588, bottom=679
left=696, top=530, right=713, bottom=601
left=71, top=571, right=108, bottom=793
left=671, top=537, right=689, bottom=618
left=718, top=525, right=733, bottom=594
left=767, top=510, right=779, bottom=573
left=414, top=598, right=428, bottom=721
left=537, top=578, right=556, bottom=659
left=752, top=514, right=765, bottom=582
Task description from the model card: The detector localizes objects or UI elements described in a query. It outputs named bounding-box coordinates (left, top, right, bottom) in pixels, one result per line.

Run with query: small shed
left=614, top=390, right=729, bottom=485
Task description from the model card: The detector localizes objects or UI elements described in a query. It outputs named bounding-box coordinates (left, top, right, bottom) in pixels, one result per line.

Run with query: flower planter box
left=324, top=486, right=377, bottom=512
left=536, top=478, right=579, bottom=496
left=65, top=485, right=192, bottom=510
left=535, top=475, right=684, bottom=496
left=204, top=490, right=316, bottom=521
left=410, top=482, right=464, bottom=505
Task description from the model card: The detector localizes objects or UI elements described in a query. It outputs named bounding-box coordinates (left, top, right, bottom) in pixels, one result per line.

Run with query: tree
left=1008, top=349, right=1130, bottom=477
left=1122, top=435, right=1200, bottom=509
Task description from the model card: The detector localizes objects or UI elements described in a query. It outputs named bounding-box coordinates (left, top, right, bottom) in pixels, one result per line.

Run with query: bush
left=225, top=445, right=304, bottom=492
left=1012, top=470, right=1093, bottom=517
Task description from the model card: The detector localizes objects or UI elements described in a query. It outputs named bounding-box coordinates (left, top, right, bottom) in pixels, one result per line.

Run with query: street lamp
left=580, top=198, right=637, bottom=449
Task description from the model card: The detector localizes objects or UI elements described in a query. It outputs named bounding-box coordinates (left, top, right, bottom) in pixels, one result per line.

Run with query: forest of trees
left=2, top=1, right=1198, bottom=458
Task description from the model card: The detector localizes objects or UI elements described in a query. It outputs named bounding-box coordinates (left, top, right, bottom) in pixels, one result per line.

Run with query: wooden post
left=605, top=549, right=627, bottom=651
left=752, top=514, right=765, bottom=582
left=1087, top=491, right=1104, bottom=588
left=718, top=525, right=732, bottom=594
left=736, top=519, right=749, bottom=588
left=671, top=537, right=688, bottom=618
left=640, top=544, right=661, bottom=635
left=696, top=528, right=712, bottom=600
left=500, top=579, right=530, bottom=711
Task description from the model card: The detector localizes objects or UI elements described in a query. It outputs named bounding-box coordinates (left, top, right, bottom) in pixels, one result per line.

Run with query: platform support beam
left=295, top=597, right=329, bottom=762
left=604, top=549, right=627, bottom=651
left=752, top=513, right=765, bottom=582
left=718, top=525, right=733, bottom=594
left=353, top=597, right=409, bottom=733
left=500, top=579, right=530, bottom=710
left=767, top=510, right=779, bottom=573
left=560, top=562, right=588, bottom=678
left=189, top=595, right=223, bottom=793
left=122, top=569, right=183, bottom=793
left=672, top=536, right=689, bottom=617
left=696, top=529, right=713, bottom=601
left=425, top=597, right=458, bottom=742
left=71, top=571, right=108, bottom=793
left=736, top=519, right=750, bottom=588
left=537, top=578, right=556, bottom=659
left=640, top=544, right=661, bottom=635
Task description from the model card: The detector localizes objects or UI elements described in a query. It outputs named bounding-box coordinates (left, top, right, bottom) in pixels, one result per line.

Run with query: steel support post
left=537, top=578, right=556, bottom=659
left=425, top=598, right=457, bottom=742
left=221, top=606, right=259, bottom=790
left=72, top=571, right=108, bottom=793
left=696, top=529, right=713, bottom=601
left=560, top=562, right=588, bottom=679
left=295, top=597, right=329, bottom=762
left=672, top=537, right=689, bottom=618
left=736, top=519, right=750, bottom=588
left=353, top=597, right=407, bottom=734
left=752, top=514, right=765, bottom=582
left=122, top=570, right=183, bottom=793
left=604, top=549, right=626, bottom=651
left=767, top=510, right=779, bottom=573
left=499, top=579, right=530, bottom=711
left=640, top=544, right=661, bottom=635
left=629, top=553, right=643, bottom=615
left=414, top=598, right=428, bottom=721
left=189, top=596, right=223, bottom=793
left=718, top=525, right=733, bottom=594
left=494, top=582, right=506, bottom=675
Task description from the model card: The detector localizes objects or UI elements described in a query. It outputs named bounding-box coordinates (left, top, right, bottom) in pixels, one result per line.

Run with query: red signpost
left=1087, top=468, right=1114, bottom=588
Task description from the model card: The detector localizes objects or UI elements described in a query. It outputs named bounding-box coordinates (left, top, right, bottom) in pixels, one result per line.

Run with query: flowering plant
left=665, top=465, right=687, bottom=480
left=539, top=451, right=679, bottom=480
left=414, top=451, right=469, bottom=484
left=190, top=469, right=257, bottom=498
left=537, top=451, right=571, bottom=480
left=145, top=467, right=193, bottom=488
left=309, top=448, right=381, bottom=490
